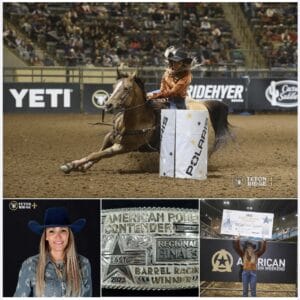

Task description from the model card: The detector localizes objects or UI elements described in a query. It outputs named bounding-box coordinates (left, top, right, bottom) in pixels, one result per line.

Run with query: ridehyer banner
left=3, top=83, right=81, bottom=112
left=188, top=78, right=247, bottom=110
left=160, top=110, right=208, bottom=180
left=200, top=238, right=297, bottom=284
left=221, top=209, right=274, bottom=239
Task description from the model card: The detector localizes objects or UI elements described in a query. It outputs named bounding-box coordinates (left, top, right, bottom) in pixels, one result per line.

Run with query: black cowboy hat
left=244, top=241, right=257, bottom=250
left=168, top=48, right=193, bottom=64
left=28, top=207, right=86, bottom=235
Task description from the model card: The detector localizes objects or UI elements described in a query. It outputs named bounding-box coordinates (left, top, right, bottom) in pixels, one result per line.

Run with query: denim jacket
left=14, top=254, right=92, bottom=297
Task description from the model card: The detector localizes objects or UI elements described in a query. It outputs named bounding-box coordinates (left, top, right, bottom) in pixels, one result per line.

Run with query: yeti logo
left=92, top=90, right=110, bottom=108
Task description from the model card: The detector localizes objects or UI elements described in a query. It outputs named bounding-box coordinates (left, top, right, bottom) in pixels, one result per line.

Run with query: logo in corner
left=92, top=90, right=110, bottom=109
left=9, top=201, right=19, bottom=211
left=265, top=80, right=297, bottom=108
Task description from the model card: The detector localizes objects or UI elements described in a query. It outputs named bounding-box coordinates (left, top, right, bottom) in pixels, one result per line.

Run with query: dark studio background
left=3, top=199, right=100, bottom=297
left=101, top=198, right=199, bottom=297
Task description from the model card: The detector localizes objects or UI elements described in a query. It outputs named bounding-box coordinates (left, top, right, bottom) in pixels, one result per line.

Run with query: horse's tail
left=203, top=100, right=234, bottom=154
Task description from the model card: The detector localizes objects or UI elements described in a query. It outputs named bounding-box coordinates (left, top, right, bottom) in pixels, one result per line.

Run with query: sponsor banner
left=200, top=238, right=297, bottom=283
left=248, top=79, right=297, bottom=110
left=83, top=84, right=112, bottom=113
left=188, top=78, right=247, bottom=110
left=221, top=209, right=274, bottom=239
left=160, top=110, right=208, bottom=180
left=3, top=83, right=81, bottom=112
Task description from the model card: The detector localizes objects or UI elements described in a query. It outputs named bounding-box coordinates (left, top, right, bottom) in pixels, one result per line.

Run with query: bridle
left=112, top=79, right=147, bottom=112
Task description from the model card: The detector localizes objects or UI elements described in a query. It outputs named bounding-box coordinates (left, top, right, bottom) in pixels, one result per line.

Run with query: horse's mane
left=117, top=72, right=146, bottom=101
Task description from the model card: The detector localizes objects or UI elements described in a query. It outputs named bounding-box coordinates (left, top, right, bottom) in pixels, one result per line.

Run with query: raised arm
left=256, top=240, right=267, bottom=257
left=233, top=237, right=244, bottom=257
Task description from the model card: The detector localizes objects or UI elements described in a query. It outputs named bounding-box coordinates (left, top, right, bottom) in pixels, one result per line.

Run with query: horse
left=60, top=70, right=232, bottom=174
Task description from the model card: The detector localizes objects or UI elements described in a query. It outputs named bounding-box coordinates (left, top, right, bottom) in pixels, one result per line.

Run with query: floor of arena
left=4, top=113, right=296, bottom=198
left=200, top=281, right=297, bottom=297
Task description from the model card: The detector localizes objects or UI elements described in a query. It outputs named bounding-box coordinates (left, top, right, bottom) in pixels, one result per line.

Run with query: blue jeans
left=242, top=270, right=257, bottom=297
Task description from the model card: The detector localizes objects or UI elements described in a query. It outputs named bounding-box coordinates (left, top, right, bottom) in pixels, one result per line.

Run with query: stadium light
left=282, top=217, right=286, bottom=221
left=223, top=201, right=230, bottom=205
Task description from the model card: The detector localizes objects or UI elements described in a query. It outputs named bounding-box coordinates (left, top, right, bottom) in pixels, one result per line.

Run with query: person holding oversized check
left=234, top=236, right=267, bottom=297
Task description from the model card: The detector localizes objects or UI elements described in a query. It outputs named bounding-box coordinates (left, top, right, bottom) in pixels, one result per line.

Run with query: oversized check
left=221, top=209, right=274, bottom=238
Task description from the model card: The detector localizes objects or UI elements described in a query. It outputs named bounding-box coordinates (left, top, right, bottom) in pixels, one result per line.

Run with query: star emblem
left=217, top=255, right=227, bottom=266
left=186, top=113, right=192, bottom=119
left=103, top=237, right=145, bottom=284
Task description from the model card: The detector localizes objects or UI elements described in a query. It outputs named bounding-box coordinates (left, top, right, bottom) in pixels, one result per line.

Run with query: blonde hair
left=243, top=248, right=256, bottom=265
left=35, top=229, right=82, bottom=296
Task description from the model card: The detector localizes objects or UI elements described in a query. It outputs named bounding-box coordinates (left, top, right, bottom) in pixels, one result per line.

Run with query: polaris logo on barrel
left=188, top=84, right=245, bottom=103
left=4, top=83, right=81, bottom=112
left=185, top=117, right=208, bottom=177
left=265, top=80, right=297, bottom=107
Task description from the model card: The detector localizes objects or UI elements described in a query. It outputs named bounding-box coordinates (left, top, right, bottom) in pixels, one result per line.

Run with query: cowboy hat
left=244, top=241, right=257, bottom=250
left=168, top=48, right=193, bottom=64
left=28, top=207, right=86, bottom=235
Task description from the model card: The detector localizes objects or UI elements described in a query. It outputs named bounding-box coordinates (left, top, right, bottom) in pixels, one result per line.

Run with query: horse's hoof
left=60, top=162, right=74, bottom=174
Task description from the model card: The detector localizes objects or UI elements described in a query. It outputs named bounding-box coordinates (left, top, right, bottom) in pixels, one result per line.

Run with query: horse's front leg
left=60, top=143, right=125, bottom=174
left=100, top=131, right=114, bottom=151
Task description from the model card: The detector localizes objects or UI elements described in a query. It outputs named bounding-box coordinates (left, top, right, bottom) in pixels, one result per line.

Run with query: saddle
left=146, top=98, right=169, bottom=110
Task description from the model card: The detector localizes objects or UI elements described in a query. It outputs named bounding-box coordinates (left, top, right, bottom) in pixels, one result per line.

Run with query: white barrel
left=160, top=109, right=208, bottom=180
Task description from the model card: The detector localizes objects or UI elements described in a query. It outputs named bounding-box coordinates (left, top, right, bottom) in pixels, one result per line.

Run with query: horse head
left=105, top=70, right=139, bottom=111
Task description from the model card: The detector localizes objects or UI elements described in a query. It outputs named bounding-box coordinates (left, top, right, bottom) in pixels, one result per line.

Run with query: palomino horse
left=60, top=71, right=232, bottom=174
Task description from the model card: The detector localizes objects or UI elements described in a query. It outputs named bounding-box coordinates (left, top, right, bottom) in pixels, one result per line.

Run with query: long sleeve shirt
left=14, top=254, right=92, bottom=297
left=149, top=69, right=192, bottom=100
left=234, top=239, right=267, bottom=271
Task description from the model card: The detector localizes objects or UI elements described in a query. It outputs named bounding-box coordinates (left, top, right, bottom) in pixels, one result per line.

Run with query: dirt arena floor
left=200, top=282, right=297, bottom=297
left=4, top=113, right=296, bottom=198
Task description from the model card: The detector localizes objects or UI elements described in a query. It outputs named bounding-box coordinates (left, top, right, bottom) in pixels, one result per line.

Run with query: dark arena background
left=3, top=3, right=297, bottom=198
left=200, top=199, right=297, bottom=297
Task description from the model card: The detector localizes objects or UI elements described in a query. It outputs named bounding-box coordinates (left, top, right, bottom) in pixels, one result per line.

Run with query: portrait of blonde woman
left=14, top=207, right=92, bottom=297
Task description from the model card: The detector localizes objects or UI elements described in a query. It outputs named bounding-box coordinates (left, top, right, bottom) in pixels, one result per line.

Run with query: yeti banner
left=3, top=83, right=81, bottom=112
left=221, top=209, right=274, bottom=239
left=200, top=238, right=297, bottom=283
left=83, top=84, right=113, bottom=113
left=160, top=110, right=208, bottom=180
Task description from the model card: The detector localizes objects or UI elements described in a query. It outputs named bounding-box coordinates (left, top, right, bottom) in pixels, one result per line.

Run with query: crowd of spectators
left=241, top=2, right=297, bottom=68
left=4, top=3, right=241, bottom=67
left=3, top=25, right=42, bottom=65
